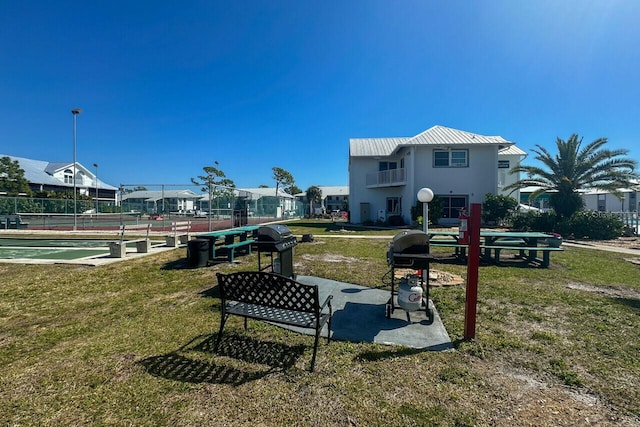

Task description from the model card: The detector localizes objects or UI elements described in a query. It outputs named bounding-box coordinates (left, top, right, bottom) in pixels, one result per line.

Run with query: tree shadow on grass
left=610, top=296, right=640, bottom=312
left=137, top=332, right=306, bottom=385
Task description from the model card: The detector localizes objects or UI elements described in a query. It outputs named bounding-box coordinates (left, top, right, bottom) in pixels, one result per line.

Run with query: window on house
left=64, top=169, right=73, bottom=184
left=386, top=197, right=401, bottom=214
left=433, top=150, right=468, bottom=167
left=498, top=160, right=510, bottom=169
left=379, top=161, right=397, bottom=171
left=439, top=195, right=468, bottom=219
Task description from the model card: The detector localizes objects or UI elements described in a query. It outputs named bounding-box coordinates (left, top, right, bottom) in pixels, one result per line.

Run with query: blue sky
left=1, top=1, right=639, bottom=192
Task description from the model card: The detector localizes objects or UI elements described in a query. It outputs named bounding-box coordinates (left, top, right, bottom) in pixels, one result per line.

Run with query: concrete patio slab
left=295, top=275, right=453, bottom=351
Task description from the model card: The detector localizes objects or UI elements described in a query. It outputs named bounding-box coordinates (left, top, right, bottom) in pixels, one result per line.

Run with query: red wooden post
left=464, top=203, right=482, bottom=340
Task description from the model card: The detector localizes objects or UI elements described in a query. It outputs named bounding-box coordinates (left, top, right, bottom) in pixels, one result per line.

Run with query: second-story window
left=379, top=161, right=397, bottom=171
left=434, top=149, right=468, bottom=167
left=64, top=169, right=73, bottom=184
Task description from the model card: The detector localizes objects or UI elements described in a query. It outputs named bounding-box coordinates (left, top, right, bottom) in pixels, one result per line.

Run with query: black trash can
left=187, top=239, right=209, bottom=268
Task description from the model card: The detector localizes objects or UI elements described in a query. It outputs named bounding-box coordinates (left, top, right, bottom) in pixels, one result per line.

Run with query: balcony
left=366, top=168, right=406, bottom=188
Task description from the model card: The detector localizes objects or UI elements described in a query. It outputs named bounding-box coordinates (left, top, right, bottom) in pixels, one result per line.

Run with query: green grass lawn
left=1, top=222, right=639, bottom=426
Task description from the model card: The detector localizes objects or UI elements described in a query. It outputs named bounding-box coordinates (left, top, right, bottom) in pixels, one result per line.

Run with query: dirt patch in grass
left=300, top=253, right=360, bottom=264
left=565, top=282, right=640, bottom=300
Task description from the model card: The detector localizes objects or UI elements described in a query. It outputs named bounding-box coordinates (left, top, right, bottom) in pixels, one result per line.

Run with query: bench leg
left=136, top=240, right=150, bottom=253
left=310, top=328, right=321, bottom=372
left=541, top=251, right=551, bottom=268
left=109, top=243, right=126, bottom=258
left=215, top=313, right=229, bottom=351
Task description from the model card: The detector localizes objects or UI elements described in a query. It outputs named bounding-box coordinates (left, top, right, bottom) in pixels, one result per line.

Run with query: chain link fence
left=0, top=183, right=305, bottom=232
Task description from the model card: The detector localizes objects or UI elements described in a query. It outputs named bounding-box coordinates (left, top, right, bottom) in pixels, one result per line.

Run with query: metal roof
left=349, top=125, right=515, bottom=157
left=499, top=145, right=527, bottom=156
left=405, top=125, right=512, bottom=146
left=1, top=154, right=117, bottom=190
left=349, top=137, right=410, bottom=157
left=295, top=186, right=349, bottom=197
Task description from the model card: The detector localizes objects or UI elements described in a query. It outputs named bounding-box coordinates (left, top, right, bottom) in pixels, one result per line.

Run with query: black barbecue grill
left=386, top=230, right=434, bottom=321
left=256, top=224, right=297, bottom=278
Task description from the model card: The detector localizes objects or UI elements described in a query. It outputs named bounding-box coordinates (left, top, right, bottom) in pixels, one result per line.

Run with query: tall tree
left=504, top=134, right=638, bottom=219
left=286, top=184, right=302, bottom=196
left=191, top=164, right=235, bottom=230
left=306, top=185, right=322, bottom=216
left=0, top=157, right=32, bottom=196
left=272, top=167, right=294, bottom=196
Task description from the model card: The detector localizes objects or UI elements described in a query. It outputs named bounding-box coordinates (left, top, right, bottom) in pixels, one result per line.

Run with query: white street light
left=417, top=187, right=434, bottom=234
left=71, top=108, right=82, bottom=231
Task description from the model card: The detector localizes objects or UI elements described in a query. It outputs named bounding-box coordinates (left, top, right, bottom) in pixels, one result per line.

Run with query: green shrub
left=482, top=193, right=518, bottom=225
left=511, top=210, right=624, bottom=240
left=558, top=211, right=623, bottom=239
left=510, top=211, right=557, bottom=232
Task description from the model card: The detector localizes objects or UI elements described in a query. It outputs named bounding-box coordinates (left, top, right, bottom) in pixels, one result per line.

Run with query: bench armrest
left=319, top=294, right=333, bottom=310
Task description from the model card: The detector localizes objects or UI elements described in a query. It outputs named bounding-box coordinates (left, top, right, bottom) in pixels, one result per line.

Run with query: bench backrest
left=118, top=223, right=151, bottom=242
left=171, top=221, right=191, bottom=234
left=216, top=271, right=320, bottom=314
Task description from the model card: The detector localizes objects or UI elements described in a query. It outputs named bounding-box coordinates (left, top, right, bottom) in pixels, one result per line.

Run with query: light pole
left=71, top=108, right=82, bottom=231
left=93, top=163, right=99, bottom=214
left=417, top=187, right=434, bottom=234
left=208, top=171, right=213, bottom=232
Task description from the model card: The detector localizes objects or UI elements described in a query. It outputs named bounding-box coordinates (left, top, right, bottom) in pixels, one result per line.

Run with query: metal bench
left=215, top=271, right=333, bottom=372
left=109, top=223, right=152, bottom=258
left=165, top=220, right=192, bottom=247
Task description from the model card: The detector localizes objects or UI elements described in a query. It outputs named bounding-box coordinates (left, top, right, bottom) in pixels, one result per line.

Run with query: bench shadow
left=137, top=332, right=306, bottom=385
left=161, top=257, right=192, bottom=270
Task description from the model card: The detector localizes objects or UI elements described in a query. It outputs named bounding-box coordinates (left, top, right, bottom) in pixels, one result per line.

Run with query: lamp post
left=71, top=108, right=82, bottom=231
left=417, top=187, right=434, bottom=234
left=93, top=163, right=99, bottom=214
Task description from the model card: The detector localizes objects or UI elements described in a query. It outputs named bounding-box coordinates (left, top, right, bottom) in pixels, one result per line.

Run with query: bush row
left=511, top=210, right=624, bottom=240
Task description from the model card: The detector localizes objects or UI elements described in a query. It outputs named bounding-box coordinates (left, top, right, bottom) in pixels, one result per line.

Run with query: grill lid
left=257, top=224, right=293, bottom=241
left=391, top=230, right=429, bottom=254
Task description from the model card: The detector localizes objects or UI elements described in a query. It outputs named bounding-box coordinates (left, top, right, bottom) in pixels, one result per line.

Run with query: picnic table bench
left=109, top=223, right=152, bottom=258
left=165, top=220, right=192, bottom=247
left=215, top=271, right=333, bottom=371
left=195, top=226, right=258, bottom=262
left=428, top=230, right=563, bottom=267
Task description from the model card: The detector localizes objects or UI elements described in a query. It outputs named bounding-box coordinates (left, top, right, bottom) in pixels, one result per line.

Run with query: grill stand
left=256, top=244, right=296, bottom=279
left=387, top=253, right=435, bottom=322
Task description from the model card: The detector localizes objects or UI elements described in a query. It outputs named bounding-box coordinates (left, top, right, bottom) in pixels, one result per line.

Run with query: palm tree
left=306, top=185, right=323, bottom=217
left=504, top=134, right=638, bottom=219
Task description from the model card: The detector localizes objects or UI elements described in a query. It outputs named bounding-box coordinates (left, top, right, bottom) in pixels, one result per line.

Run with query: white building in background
left=121, top=189, right=200, bottom=214
left=295, top=186, right=349, bottom=214
left=348, top=125, right=523, bottom=225
left=581, top=185, right=639, bottom=212
left=497, top=145, right=527, bottom=197
left=1, top=154, right=118, bottom=202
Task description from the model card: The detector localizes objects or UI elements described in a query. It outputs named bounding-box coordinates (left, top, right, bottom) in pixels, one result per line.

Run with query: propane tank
left=397, top=274, right=423, bottom=312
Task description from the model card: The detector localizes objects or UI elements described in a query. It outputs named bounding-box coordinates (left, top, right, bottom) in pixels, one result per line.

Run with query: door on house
left=360, top=203, right=370, bottom=222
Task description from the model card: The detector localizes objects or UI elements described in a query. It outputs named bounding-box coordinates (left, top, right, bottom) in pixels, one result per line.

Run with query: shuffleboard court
left=0, top=237, right=166, bottom=262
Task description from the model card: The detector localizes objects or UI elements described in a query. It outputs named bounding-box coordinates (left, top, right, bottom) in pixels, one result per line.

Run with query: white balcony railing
left=365, top=168, right=406, bottom=187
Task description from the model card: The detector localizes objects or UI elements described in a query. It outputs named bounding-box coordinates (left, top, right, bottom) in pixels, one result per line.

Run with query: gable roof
left=295, top=186, right=349, bottom=197
left=1, top=154, right=117, bottom=190
left=349, top=125, right=515, bottom=157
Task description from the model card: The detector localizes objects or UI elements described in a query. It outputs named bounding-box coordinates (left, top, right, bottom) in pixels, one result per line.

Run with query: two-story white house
left=348, top=125, right=522, bottom=225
